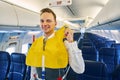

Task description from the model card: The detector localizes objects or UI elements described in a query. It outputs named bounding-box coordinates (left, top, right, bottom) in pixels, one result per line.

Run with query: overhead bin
left=14, top=6, right=39, bottom=27
left=0, top=1, right=40, bottom=27
left=0, top=1, right=17, bottom=26
left=89, top=0, right=120, bottom=27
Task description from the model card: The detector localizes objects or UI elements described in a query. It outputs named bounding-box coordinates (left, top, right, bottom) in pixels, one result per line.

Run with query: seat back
left=76, top=60, right=107, bottom=80
left=8, top=53, right=26, bottom=80
left=105, top=40, right=116, bottom=48
left=112, top=65, right=120, bottom=80
left=111, top=43, right=120, bottom=64
left=99, top=48, right=117, bottom=80
left=0, top=51, right=10, bottom=80
left=66, top=67, right=77, bottom=80
left=111, top=43, right=120, bottom=49
left=74, top=33, right=81, bottom=41
left=99, top=48, right=116, bottom=74
left=82, top=42, right=94, bottom=47
left=26, top=66, right=31, bottom=80
left=81, top=46, right=98, bottom=61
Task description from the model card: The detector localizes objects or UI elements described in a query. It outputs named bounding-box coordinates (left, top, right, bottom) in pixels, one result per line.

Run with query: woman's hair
left=40, top=8, right=56, bottom=21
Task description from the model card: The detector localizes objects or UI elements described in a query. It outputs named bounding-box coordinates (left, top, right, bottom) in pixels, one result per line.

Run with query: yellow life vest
left=26, top=27, right=68, bottom=68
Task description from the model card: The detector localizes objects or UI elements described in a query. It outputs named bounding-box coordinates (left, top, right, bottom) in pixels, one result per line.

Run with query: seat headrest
left=111, top=43, right=120, bottom=49
left=82, top=46, right=97, bottom=54
left=99, top=48, right=116, bottom=56
left=0, top=51, right=10, bottom=60
left=11, top=53, right=26, bottom=63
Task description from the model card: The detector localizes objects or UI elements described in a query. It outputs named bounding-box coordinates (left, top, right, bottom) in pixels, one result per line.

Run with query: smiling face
left=40, top=12, right=57, bottom=37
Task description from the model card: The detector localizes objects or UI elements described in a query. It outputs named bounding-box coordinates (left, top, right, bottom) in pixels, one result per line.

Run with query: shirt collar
left=43, top=32, right=55, bottom=39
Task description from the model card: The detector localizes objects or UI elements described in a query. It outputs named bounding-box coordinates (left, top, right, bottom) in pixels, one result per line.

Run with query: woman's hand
left=64, top=27, right=74, bottom=43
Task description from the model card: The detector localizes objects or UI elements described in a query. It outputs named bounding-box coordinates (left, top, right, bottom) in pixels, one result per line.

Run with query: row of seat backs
left=94, top=40, right=116, bottom=51
left=67, top=60, right=108, bottom=80
left=74, top=33, right=116, bottom=50
left=80, top=33, right=120, bottom=65
left=67, top=58, right=120, bottom=80
left=74, top=33, right=120, bottom=80
left=80, top=42, right=119, bottom=62
left=80, top=45, right=120, bottom=80
left=81, top=47, right=120, bottom=72
left=79, top=33, right=120, bottom=70
left=84, top=33, right=116, bottom=50
left=0, top=51, right=26, bottom=80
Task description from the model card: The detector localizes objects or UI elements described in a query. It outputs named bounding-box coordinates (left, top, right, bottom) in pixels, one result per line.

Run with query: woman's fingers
left=64, top=28, right=74, bottom=42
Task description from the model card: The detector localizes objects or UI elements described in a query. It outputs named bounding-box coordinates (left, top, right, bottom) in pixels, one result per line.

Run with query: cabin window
left=6, top=47, right=15, bottom=55
left=5, top=42, right=17, bottom=55
left=22, top=43, right=29, bottom=54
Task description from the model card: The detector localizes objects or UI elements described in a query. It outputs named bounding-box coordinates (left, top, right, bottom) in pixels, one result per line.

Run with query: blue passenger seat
left=111, top=43, right=120, bottom=48
left=81, top=42, right=94, bottom=47
left=76, top=60, right=107, bottom=80
left=99, top=48, right=117, bottom=80
left=105, top=40, right=116, bottom=48
left=81, top=46, right=98, bottom=61
left=7, top=53, right=26, bottom=80
left=111, top=43, right=120, bottom=64
left=74, top=33, right=81, bottom=41
left=26, top=66, right=31, bottom=80
left=0, top=51, right=10, bottom=80
left=112, top=65, right=120, bottom=80
left=66, top=67, right=77, bottom=80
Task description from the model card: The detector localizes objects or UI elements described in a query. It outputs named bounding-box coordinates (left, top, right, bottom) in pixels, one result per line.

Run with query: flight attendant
left=26, top=8, right=85, bottom=80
